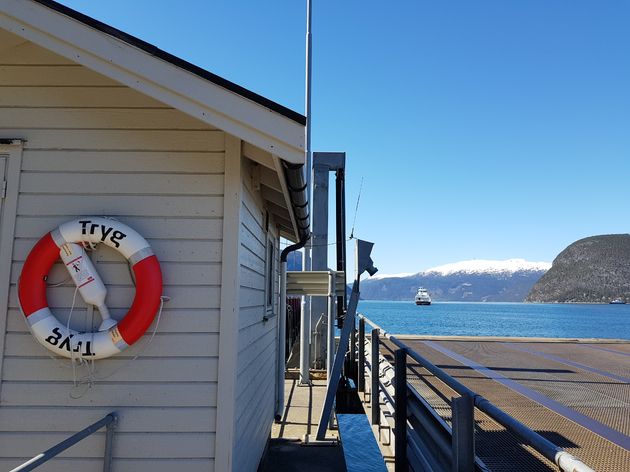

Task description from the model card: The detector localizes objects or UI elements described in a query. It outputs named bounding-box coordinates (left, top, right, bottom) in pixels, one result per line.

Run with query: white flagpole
left=300, top=0, right=313, bottom=385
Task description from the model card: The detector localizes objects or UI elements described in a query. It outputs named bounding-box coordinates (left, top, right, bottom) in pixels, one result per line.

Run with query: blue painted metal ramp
left=337, top=414, right=388, bottom=472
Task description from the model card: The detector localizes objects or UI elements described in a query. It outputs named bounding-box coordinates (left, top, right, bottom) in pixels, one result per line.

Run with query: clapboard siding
left=3, top=357, right=218, bottom=382
left=240, top=225, right=266, bottom=260
left=5, top=308, right=221, bottom=334
left=0, top=87, right=169, bottom=108
left=1, top=129, right=224, bottom=151
left=236, top=385, right=275, bottom=472
left=239, top=286, right=265, bottom=309
left=240, top=265, right=266, bottom=291
left=22, top=151, right=224, bottom=173
left=1, top=383, right=218, bottom=407
left=234, top=163, right=280, bottom=471
left=16, top=194, right=224, bottom=217
left=239, top=246, right=265, bottom=279
left=0, top=65, right=126, bottom=86
left=20, top=172, right=224, bottom=195
left=13, top=239, right=223, bottom=263
left=0, top=40, right=223, bottom=469
left=239, top=305, right=270, bottom=332
left=238, top=318, right=276, bottom=360
left=0, top=35, right=74, bottom=65
left=7, top=284, right=220, bottom=310
left=0, top=459, right=214, bottom=472
left=13, top=216, right=224, bottom=239
left=4, top=333, right=219, bottom=358
left=2, top=108, right=216, bottom=130
left=10, top=261, right=222, bottom=285
left=234, top=329, right=276, bottom=472
left=0, top=432, right=215, bottom=458
left=236, top=325, right=276, bottom=382
left=0, top=407, right=216, bottom=432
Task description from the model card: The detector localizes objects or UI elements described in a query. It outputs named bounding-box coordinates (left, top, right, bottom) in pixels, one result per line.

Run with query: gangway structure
left=356, top=315, right=630, bottom=471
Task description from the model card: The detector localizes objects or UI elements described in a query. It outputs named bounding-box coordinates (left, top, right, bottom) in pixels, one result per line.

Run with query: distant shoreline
left=359, top=299, right=623, bottom=305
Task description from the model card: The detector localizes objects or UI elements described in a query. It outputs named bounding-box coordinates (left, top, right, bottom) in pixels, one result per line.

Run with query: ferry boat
left=610, top=298, right=626, bottom=304
left=415, top=287, right=432, bottom=305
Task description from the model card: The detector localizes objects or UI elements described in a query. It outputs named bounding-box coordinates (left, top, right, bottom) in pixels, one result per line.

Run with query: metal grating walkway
left=381, top=337, right=630, bottom=472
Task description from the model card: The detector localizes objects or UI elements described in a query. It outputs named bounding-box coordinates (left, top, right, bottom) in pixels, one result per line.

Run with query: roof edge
left=32, top=0, right=306, bottom=126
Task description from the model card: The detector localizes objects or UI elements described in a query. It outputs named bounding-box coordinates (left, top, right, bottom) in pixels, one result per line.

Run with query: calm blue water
left=357, top=301, right=630, bottom=340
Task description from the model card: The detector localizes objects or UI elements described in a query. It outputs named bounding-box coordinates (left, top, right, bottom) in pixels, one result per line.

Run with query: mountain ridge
left=361, top=259, right=549, bottom=302
left=373, top=258, right=551, bottom=279
left=526, top=234, right=630, bottom=303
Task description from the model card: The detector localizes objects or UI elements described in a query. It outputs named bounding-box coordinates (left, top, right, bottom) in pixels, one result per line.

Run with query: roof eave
left=0, top=0, right=305, bottom=164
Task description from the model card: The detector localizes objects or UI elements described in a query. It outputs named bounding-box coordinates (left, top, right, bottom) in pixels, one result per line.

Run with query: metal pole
left=350, top=315, right=356, bottom=366
left=276, top=260, right=288, bottom=418
left=335, top=168, right=347, bottom=325
left=300, top=0, right=313, bottom=384
left=358, top=317, right=365, bottom=392
left=371, top=328, right=380, bottom=425
left=103, top=414, right=117, bottom=472
left=327, top=271, right=335, bottom=384
left=327, top=271, right=336, bottom=428
left=304, top=0, right=313, bottom=228
left=394, top=349, right=408, bottom=472
left=452, top=393, right=475, bottom=472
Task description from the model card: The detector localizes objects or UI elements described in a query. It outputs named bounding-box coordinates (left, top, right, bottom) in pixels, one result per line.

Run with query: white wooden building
left=0, top=1, right=308, bottom=471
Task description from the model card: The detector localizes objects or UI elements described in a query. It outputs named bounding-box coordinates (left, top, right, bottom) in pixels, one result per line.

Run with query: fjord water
left=358, top=301, right=630, bottom=339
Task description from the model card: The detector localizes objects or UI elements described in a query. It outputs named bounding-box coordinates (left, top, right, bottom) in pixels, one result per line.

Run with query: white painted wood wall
left=233, top=160, right=280, bottom=472
left=0, top=31, right=283, bottom=472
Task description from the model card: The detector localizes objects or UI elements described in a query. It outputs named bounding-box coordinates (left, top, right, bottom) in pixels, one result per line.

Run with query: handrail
left=10, top=412, right=117, bottom=472
left=359, top=315, right=388, bottom=335
left=357, top=314, right=595, bottom=472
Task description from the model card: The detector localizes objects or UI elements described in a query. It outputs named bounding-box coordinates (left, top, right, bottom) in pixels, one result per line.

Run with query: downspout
left=276, top=162, right=310, bottom=419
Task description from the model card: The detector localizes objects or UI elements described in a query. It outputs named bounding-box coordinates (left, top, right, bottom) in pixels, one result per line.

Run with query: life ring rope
left=18, top=217, right=163, bottom=360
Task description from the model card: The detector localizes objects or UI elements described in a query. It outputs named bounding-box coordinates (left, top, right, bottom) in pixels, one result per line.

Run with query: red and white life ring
left=18, top=217, right=163, bottom=360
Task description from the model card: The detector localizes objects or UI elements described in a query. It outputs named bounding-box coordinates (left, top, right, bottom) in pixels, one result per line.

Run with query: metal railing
left=10, top=412, right=117, bottom=472
left=357, top=315, right=595, bottom=472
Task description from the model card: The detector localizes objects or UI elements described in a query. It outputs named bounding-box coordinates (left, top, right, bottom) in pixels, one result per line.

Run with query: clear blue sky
left=58, top=0, right=630, bottom=274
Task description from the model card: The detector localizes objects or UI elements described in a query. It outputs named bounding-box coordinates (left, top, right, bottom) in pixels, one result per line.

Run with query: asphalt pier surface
left=381, top=336, right=630, bottom=472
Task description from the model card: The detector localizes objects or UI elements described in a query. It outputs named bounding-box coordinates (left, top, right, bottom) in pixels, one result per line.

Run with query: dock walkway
left=260, top=378, right=346, bottom=472
left=380, top=336, right=630, bottom=471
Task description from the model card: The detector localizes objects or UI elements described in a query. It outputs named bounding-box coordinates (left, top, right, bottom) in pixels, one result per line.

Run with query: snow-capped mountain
left=424, top=259, right=551, bottom=276
left=369, top=271, right=416, bottom=280
left=360, top=259, right=550, bottom=302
